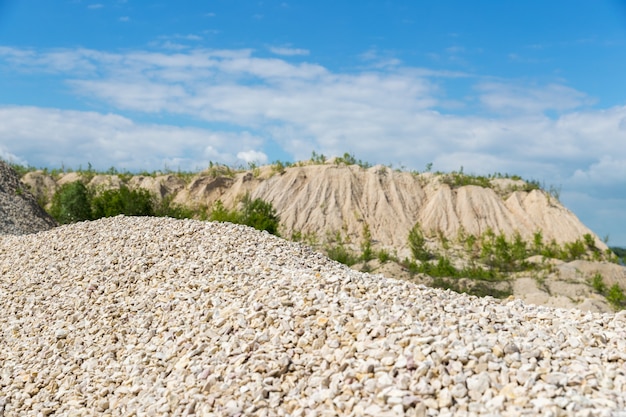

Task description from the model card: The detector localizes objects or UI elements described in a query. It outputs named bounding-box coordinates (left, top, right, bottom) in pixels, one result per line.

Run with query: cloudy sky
left=0, top=1, right=625, bottom=245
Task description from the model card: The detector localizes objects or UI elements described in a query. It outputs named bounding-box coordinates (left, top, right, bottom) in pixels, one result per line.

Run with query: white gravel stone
left=1, top=216, right=625, bottom=416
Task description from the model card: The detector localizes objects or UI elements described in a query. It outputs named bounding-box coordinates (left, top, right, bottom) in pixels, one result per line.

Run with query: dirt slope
left=173, top=163, right=605, bottom=256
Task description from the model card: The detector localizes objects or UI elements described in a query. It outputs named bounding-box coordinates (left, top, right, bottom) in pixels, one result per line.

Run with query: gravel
left=0, top=160, right=57, bottom=236
left=1, top=216, right=625, bottom=416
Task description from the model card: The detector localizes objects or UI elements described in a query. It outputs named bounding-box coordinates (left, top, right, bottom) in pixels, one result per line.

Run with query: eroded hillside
left=22, top=162, right=606, bottom=255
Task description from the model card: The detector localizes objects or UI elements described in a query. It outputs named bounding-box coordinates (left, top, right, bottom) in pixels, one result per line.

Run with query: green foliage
left=408, top=222, right=429, bottom=261
left=209, top=195, right=280, bottom=236
left=324, top=232, right=359, bottom=266
left=583, top=233, right=596, bottom=249
left=155, top=196, right=202, bottom=220
left=334, top=152, right=372, bottom=169
left=463, top=233, right=479, bottom=255
left=606, top=284, right=626, bottom=310
left=49, top=181, right=93, bottom=224
left=325, top=243, right=359, bottom=266
left=563, top=239, right=586, bottom=261
left=415, top=255, right=499, bottom=282
left=441, top=167, right=491, bottom=189
left=91, top=185, right=154, bottom=218
left=360, top=223, right=373, bottom=262
left=290, top=229, right=318, bottom=246
left=310, top=151, right=327, bottom=164
left=377, top=249, right=392, bottom=263
left=209, top=200, right=241, bottom=223
left=421, top=256, right=457, bottom=278
left=588, top=273, right=625, bottom=310
left=270, top=160, right=292, bottom=175
left=239, top=194, right=281, bottom=236
left=204, top=162, right=238, bottom=178
left=532, top=231, right=544, bottom=253
left=591, top=273, right=607, bottom=294
left=6, top=161, right=36, bottom=177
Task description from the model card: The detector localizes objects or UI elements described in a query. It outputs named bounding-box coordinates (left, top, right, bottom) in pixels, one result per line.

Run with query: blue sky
left=0, top=1, right=625, bottom=245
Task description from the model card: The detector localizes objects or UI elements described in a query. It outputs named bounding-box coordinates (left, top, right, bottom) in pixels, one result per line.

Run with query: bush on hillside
left=91, top=185, right=155, bottom=218
left=49, top=181, right=93, bottom=224
left=408, top=222, right=429, bottom=261
left=239, top=194, right=280, bottom=236
left=209, top=200, right=242, bottom=224
left=155, top=196, right=201, bottom=220
left=209, top=196, right=281, bottom=236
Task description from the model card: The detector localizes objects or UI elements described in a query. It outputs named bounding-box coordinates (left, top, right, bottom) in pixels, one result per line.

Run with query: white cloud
left=476, top=82, right=594, bottom=114
left=237, top=150, right=268, bottom=164
left=269, top=46, right=310, bottom=56
left=88, top=4, right=104, bottom=10
left=359, top=49, right=402, bottom=69
left=0, top=106, right=265, bottom=171
left=119, top=16, right=129, bottom=22
left=0, top=145, right=27, bottom=166
left=571, top=156, right=626, bottom=185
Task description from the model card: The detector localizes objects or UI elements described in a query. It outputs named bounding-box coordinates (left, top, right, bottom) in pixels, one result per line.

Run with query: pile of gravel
left=0, top=161, right=57, bottom=235
left=1, top=216, right=625, bottom=416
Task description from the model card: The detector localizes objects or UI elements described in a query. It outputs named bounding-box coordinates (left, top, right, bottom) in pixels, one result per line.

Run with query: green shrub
left=460, top=264, right=500, bottom=281
left=591, top=273, right=607, bottom=294
left=377, top=249, right=391, bottom=263
left=239, top=194, right=280, bottom=235
left=606, top=284, right=625, bottom=310
left=209, top=196, right=280, bottom=236
left=583, top=233, right=596, bottom=249
left=408, top=222, right=429, bottom=261
left=49, top=181, right=93, bottom=224
left=290, top=229, right=318, bottom=246
left=441, top=168, right=491, bottom=189
left=334, top=152, right=372, bottom=169
left=272, top=160, right=289, bottom=175
left=310, top=151, right=327, bottom=164
left=360, top=224, right=373, bottom=261
left=209, top=200, right=242, bottom=223
left=532, top=231, right=544, bottom=253
left=423, top=256, right=458, bottom=278
left=91, top=185, right=155, bottom=218
left=325, top=243, right=359, bottom=266
left=155, top=196, right=202, bottom=219
left=563, top=239, right=586, bottom=261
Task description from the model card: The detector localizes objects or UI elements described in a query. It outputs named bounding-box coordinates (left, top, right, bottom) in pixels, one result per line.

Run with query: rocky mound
left=0, top=161, right=57, bottom=235
left=1, top=216, right=625, bottom=415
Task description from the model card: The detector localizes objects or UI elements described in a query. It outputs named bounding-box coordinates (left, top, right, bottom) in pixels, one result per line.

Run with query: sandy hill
left=23, top=162, right=605, bottom=252
left=246, top=164, right=606, bottom=255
